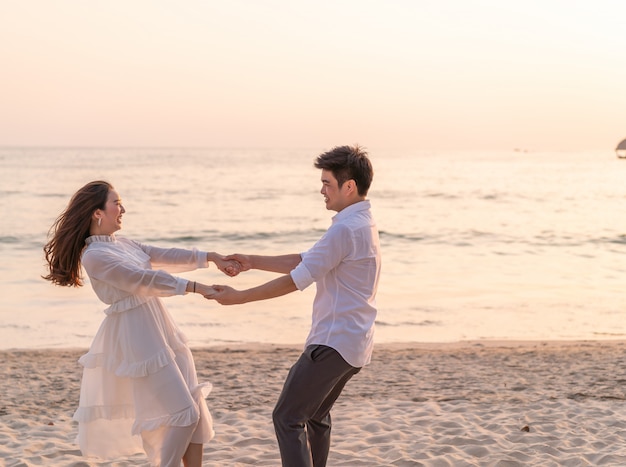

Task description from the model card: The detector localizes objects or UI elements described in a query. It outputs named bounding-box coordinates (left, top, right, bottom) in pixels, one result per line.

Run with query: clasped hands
left=205, top=253, right=250, bottom=305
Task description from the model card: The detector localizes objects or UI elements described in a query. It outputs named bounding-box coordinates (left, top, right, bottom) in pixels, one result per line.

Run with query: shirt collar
left=332, top=199, right=370, bottom=223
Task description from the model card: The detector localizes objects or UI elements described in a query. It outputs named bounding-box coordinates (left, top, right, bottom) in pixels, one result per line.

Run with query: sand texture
left=2, top=340, right=626, bottom=466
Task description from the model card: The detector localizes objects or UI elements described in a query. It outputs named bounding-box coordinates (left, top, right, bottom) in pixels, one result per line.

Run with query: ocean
left=1, top=147, right=625, bottom=350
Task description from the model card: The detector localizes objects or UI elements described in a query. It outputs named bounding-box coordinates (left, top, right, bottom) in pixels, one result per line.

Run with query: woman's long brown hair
left=43, top=181, right=113, bottom=287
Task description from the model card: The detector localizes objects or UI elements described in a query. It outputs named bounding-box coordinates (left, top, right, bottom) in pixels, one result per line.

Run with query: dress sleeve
left=133, top=240, right=209, bottom=273
left=82, top=247, right=189, bottom=297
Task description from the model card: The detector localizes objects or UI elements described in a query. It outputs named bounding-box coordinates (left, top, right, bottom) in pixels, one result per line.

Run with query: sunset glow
left=2, top=0, right=626, bottom=150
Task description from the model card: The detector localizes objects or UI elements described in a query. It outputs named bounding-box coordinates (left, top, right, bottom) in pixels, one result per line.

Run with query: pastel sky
left=2, top=0, right=626, bottom=151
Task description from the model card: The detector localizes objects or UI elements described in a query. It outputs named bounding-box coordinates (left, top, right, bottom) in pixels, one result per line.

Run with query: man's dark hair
left=314, top=145, right=373, bottom=196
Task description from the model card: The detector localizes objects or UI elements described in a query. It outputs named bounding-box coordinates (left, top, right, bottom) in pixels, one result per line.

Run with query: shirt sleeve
left=290, top=223, right=350, bottom=291
left=82, top=247, right=189, bottom=296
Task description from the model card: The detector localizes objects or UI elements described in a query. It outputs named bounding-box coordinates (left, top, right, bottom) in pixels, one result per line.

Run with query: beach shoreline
left=3, top=340, right=626, bottom=466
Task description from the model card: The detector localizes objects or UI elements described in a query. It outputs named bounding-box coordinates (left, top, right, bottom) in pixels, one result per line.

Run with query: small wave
left=37, top=192, right=68, bottom=198
left=226, top=229, right=326, bottom=241
left=242, top=192, right=281, bottom=201
left=0, top=237, right=47, bottom=251
left=144, top=234, right=208, bottom=243
left=379, top=231, right=425, bottom=242
left=592, top=331, right=626, bottom=337
left=0, top=190, right=22, bottom=196
left=422, top=192, right=459, bottom=200
left=600, top=234, right=626, bottom=245
left=145, top=229, right=326, bottom=245
left=379, top=230, right=626, bottom=251
left=376, top=319, right=442, bottom=327
left=0, top=323, right=30, bottom=330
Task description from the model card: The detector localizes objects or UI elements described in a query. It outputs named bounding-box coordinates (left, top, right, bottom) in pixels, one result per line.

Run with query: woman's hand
left=188, top=281, right=217, bottom=296
left=195, top=282, right=218, bottom=296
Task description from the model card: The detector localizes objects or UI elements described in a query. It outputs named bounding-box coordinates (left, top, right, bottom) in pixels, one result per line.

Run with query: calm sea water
left=1, top=147, right=625, bottom=350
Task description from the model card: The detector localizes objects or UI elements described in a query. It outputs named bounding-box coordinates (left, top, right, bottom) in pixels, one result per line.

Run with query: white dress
left=73, top=235, right=214, bottom=465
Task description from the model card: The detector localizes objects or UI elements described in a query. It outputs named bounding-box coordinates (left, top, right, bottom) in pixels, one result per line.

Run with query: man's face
left=320, top=169, right=349, bottom=212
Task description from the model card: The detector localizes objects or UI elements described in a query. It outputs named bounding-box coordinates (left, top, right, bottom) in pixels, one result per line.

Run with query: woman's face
left=96, top=189, right=125, bottom=234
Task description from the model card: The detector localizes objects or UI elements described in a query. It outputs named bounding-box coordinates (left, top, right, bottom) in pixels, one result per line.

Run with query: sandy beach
left=3, top=340, right=626, bottom=466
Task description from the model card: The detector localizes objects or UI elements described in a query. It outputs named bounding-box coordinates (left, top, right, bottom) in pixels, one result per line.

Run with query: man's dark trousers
left=272, top=344, right=361, bottom=467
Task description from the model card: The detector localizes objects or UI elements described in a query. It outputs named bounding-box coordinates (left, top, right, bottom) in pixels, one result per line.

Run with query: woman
left=43, top=180, right=238, bottom=467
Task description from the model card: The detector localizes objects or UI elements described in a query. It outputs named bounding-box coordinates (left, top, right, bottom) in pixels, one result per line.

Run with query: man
left=208, top=145, right=381, bottom=467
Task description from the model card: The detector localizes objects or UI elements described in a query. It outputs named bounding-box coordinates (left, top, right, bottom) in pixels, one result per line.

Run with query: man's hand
left=213, top=255, right=243, bottom=277
left=204, top=284, right=244, bottom=305
left=223, top=254, right=252, bottom=272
